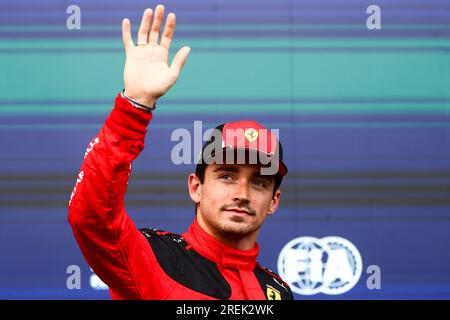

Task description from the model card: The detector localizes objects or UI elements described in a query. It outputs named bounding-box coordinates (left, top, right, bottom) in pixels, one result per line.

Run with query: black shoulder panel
left=139, top=228, right=231, bottom=299
left=254, top=263, right=294, bottom=300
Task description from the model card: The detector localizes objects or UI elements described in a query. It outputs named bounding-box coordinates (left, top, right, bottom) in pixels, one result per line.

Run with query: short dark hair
left=195, top=163, right=283, bottom=197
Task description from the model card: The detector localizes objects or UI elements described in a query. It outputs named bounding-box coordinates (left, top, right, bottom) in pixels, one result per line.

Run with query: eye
left=219, top=174, right=233, bottom=181
left=252, top=179, right=266, bottom=187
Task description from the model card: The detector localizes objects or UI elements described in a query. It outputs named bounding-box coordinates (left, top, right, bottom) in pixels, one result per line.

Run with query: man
left=68, top=5, right=293, bottom=300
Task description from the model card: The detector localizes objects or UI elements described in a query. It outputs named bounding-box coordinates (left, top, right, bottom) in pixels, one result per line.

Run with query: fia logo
left=277, top=236, right=363, bottom=295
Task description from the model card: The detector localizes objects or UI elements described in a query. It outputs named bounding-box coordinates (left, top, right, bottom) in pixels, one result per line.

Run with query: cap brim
left=200, top=147, right=287, bottom=177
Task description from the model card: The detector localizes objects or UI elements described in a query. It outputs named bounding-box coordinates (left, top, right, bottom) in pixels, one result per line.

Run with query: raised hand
left=122, top=5, right=191, bottom=107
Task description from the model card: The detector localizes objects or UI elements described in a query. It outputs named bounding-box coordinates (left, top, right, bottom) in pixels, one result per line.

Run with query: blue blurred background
left=0, top=0, right=449, bottom=299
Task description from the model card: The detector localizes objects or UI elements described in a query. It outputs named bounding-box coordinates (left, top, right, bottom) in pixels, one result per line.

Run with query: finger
left=149, top=4, right=165, bottom=45
left=122, top=18, right=134, bottom=51
left=137, top=8, right=153, bottom=45
left=160, top=12, right=176, bottom=51
left=170, top=46, right=191, bottom=78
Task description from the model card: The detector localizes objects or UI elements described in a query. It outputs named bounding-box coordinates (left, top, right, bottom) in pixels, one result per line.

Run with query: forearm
left=67, top=93, right=154, bottom=298
left=68, top=92, right=152, bottom=237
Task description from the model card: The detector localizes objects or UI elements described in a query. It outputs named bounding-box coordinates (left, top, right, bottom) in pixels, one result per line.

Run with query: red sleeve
left=68, top=93, right=165, bottom=299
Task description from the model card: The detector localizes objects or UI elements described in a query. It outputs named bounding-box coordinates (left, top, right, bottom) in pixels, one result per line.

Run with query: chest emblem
left=266, top=285, right=282, bottom=300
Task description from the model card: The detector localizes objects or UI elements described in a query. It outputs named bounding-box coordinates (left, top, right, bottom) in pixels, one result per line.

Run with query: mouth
left=223, top=208, right=253, bottom=216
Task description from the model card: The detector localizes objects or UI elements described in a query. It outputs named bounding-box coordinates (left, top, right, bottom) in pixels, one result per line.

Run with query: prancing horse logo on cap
left=245, top=128, right=258, bottom=142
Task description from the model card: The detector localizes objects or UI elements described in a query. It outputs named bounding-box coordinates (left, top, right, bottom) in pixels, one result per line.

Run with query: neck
left=196, top=215, right=259, bottom=251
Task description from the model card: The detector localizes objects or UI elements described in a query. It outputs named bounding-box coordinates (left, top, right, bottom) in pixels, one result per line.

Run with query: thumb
left=170, top=46, right=191, bottom=78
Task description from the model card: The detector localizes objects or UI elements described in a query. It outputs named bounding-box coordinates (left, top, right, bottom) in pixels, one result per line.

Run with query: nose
left=233, top=180, right=250, bottom=203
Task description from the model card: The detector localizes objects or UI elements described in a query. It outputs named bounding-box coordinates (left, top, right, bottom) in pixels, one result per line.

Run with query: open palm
left=122, top=5, right=191, bottom=106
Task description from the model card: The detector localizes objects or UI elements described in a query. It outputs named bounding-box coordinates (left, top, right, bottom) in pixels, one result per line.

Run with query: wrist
left=105, top=93, right=153, bottom=141
left=122, top=90, right=157, bottom=112
left=122, top=89, right=157, bottom=108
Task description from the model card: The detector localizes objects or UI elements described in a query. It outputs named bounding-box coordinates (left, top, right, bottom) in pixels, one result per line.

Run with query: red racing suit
left=68, top=93, right=293, bottom=300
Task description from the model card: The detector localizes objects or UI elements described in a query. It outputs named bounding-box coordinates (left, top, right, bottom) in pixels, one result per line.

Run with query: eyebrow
left=212, top=166, right=240, bottom=174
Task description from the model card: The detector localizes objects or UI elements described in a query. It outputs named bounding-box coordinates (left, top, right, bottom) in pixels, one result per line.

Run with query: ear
left=188, top=173, right=201, bottom=204
left=267, top=189, right=281, bottom=216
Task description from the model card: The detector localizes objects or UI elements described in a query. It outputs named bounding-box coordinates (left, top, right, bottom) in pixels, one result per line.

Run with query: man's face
left=188, top=164, right=281, bottom=239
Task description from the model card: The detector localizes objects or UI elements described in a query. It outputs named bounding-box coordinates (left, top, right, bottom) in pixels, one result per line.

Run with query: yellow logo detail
left=266, top=285, right=282, bottom=300
left=245, top=128, right=258, bottom=142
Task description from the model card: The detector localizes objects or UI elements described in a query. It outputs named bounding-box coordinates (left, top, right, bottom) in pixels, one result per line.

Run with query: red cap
left=198, top=120, right=287, bottom=177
